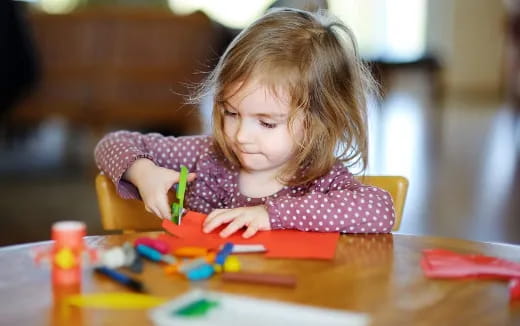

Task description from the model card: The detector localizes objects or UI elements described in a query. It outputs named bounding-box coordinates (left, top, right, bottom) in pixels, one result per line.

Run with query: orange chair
left=96, top=174, right=408, bottom=232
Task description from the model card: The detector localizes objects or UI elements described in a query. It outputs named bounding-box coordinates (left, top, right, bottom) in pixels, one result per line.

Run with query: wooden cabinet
left=10, top=9, right=222, bottom=135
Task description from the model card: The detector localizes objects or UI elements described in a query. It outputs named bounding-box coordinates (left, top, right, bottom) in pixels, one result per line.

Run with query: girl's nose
left=236, top=121, right=251, bottom=144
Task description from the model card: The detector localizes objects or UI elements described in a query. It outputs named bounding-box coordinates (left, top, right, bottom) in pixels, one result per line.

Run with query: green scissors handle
left=171, top=165, right=188, bottom=225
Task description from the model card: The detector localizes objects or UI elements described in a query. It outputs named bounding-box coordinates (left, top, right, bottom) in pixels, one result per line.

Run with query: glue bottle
left=51, top=221, right=86, bottom=285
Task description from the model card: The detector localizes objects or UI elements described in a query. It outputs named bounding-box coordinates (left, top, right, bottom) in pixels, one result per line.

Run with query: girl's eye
left=224, top=109, right=237, bottom=117
left=260, top=121, right=277, bottom=129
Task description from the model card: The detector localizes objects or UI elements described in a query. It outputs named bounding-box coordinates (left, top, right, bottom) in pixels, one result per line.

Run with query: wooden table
left=0, top=233, right=519, bottom=325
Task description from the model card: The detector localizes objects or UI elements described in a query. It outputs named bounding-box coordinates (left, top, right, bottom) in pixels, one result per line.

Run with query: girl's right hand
left=123, top=158, right=196, bottom=220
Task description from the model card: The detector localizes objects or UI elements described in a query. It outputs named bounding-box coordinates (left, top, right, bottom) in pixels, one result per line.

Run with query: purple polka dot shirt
left=94, top=131, right=396, bottom=233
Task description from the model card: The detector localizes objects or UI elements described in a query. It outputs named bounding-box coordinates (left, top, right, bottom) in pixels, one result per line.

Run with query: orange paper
left=160, top=211, right=339, bottom=260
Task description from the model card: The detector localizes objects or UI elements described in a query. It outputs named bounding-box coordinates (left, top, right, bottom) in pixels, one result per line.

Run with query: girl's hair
left=193, top=8, right=377, bottom=186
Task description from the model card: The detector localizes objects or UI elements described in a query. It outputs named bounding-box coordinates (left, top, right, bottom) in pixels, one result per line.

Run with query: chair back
left=96, top=174, right=408, bottom=232
left=354, top=175, right=409, bottom=231
left=95, top=174, right=165, bottom=232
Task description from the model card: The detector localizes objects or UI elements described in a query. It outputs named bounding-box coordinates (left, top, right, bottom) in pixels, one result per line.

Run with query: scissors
left=171, top=165, right=188, bottom=225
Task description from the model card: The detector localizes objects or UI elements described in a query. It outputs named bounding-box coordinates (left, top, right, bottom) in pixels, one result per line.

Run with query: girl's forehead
left=225, top=78, right=291, bottom=110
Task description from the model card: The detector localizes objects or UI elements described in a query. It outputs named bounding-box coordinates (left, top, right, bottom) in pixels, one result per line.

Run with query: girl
left=94, top=8, right=395, bottom=238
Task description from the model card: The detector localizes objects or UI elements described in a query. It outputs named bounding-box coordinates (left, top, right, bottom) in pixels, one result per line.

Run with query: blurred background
left=0, top=0, right=518, bottom=246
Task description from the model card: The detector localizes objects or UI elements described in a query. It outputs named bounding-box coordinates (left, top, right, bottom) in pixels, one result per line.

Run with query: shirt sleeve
left=93, top=130, right=212, bottom=199
left=265, top=164, right=396, bottom=233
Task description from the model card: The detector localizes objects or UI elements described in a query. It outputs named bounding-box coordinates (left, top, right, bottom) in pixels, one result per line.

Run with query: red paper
left=421, top=249, right=520, bottom=279
left=160, top=211, right=340, bottom=260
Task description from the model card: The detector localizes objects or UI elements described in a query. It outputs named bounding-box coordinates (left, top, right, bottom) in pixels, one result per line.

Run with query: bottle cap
left=52, top=221, right=86, bottom=248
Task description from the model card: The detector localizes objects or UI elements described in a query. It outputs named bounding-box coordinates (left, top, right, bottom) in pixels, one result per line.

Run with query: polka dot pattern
left=94, top=131, right=396, bottom=234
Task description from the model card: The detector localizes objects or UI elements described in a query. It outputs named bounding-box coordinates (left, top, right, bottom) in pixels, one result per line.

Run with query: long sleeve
left=265, top=164, right=395, bottom=233
left=94, top=130, right=212, bottom=199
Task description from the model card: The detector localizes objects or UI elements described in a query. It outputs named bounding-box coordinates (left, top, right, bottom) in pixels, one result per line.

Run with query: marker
left=94, top=266, right=145, bottom=292
left=134, top=237, right=170, bottom=254
left=186, top=264, right=214, bottom=281
left=215, top=242, right=234, bottom=265
left=174, top=246, right=208, bottom=258
left=136, top=244, right=176, bottom=264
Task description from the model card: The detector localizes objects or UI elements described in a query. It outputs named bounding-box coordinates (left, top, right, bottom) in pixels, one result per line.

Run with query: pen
left=94, top=266, right=145, bottom=292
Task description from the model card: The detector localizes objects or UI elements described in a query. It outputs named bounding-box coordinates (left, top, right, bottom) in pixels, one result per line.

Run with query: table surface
left=0, top=232, right=519, bottom=325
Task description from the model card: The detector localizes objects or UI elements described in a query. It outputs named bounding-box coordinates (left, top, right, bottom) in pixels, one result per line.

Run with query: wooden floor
left=0, top=69, right=519, bottom=246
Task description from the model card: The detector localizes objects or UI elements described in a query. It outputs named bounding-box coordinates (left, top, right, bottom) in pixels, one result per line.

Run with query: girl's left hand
left=202, top=205, right=271, bottom=238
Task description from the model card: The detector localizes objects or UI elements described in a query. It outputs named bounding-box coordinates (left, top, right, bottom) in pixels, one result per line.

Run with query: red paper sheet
left=421, top=249, right=520, bottom=301
left=421, top=249, right=520, bottom=279
left=160, top=211, right=340, bottom=260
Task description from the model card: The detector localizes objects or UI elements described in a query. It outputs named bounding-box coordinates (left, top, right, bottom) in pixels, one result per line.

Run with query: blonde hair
left=193, top=8, right=376, bottom=186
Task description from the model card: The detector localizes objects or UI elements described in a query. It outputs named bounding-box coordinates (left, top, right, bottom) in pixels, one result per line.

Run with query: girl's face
left=222, top=79, right=304, bottom=176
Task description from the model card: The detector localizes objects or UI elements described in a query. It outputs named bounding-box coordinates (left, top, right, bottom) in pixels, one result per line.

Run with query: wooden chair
left=95, top=173, right=166, bottom=233
left=354, top=175, right=409, bottom=231
left=95, top=174, right=408, bottom=233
